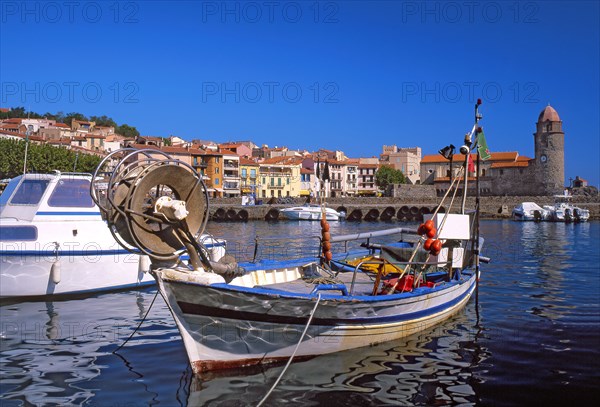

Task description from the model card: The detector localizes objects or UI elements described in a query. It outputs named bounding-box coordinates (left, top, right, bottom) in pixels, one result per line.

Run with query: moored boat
left=512, top=202, right=551, bottom=221
left=279, top=204, right=345, bottom=221
left=0, top=171, right=225, bottom=298
left=543, top=194, right=590, bottom=222
left=93, top=102, right=489, bottom=376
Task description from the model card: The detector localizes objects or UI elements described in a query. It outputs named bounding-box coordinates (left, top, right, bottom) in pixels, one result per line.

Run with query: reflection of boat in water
left=93, top=106, right=488, bottom=376
left=0, top=288, right=178, bottom=406
left=512, top=202, right=551, bottom=221
left=187, top=302, right=485, bottom=405
left=0, top=172, right=226, bottom=298
left=279, top=204, right=345, bottom=221
left=543, top=194, right=590, bottom=222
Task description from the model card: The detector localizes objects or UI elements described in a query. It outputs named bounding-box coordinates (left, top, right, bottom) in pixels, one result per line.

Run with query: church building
left=420, top=105, right=565, bottom=196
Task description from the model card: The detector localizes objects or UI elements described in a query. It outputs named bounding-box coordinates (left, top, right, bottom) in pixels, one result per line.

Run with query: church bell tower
left=534, top=105, right=565, bottom=195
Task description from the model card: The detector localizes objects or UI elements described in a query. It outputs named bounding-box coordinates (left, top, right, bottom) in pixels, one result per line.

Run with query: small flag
left=468, top=154, right=475, bottom=173
left=477, top=128, right=491, bottom=161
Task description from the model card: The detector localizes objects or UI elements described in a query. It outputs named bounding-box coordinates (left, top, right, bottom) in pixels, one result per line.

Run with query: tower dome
left=538, top=105, right=561, bottom=122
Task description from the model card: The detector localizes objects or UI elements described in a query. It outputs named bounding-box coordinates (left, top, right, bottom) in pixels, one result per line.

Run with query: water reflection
left=0, top=290, right=171, bottom=406
left=187, top=302, right=489, bottom=406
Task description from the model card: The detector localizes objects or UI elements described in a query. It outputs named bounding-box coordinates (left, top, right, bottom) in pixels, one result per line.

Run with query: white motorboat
left=512, top=202, right=551, bottom=221
left=279, top=204, right=346, bottom=221
left=543, top=194, right=590, bottom=222
left=0, top=171, right=226, bottom=298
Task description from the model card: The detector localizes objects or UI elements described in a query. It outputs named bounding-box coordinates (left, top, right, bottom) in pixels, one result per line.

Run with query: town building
left=380, top=146, right=421, bottom=184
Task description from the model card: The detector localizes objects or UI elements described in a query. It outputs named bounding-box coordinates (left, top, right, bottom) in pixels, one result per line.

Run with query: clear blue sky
left=1, top=1, right=598, bottom=186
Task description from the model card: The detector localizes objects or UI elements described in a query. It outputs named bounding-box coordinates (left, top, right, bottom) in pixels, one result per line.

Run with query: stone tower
left=533, top=105, right=564, bottom=195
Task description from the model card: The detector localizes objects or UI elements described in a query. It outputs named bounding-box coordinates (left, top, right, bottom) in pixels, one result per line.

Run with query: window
left=241, top=168, right=247, bottom=178
left=0, top=226, right=37, bottom=241
left=271, top=178, right=274, bottom=186
left=215, top=178, right=220, bottom=185
left=250, top=169, right=256, bottom=178
left=0, top=176, right=21, bottom=207
left=10, top=179, right=50, bottom=205
left=278, top=178, right=281, bottom=186
left=48, top=179, right=94, bottom=207
left=286, top=177, right=290, bottom=185
left=262, top=177, right=266, bottom=184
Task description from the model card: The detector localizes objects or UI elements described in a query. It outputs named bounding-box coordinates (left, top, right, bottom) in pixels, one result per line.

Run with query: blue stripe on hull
left=176, top=278, right=476, bottom=327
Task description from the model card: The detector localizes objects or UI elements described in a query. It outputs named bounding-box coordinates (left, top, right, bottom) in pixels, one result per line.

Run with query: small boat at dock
left=512, top=202, right=551, bottom=221
left=279, top=204, right=345, bottom=221
left=0, top=171, right=225, bottom=298
left=543, top=194, right=590, bottom=222
left=93, top=103, right=488, bottom=376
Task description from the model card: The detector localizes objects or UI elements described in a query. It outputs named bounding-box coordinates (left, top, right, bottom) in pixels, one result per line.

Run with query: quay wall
left=207, top=195, right=600, bottom=222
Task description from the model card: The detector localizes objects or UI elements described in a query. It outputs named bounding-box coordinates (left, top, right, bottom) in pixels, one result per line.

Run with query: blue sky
left=1, top=1, right=599, bottom=186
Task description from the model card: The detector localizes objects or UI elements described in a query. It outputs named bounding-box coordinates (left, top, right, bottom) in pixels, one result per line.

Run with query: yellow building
left=258, top=156, right=302, bottom=198
left=239, top=158, right=260, bottom=196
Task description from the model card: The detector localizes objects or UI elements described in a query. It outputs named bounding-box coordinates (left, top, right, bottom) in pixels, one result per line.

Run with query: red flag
left=468, top=154, right=475, bottom=173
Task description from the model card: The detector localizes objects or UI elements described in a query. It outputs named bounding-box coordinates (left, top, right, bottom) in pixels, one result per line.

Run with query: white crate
left=423, top=213, right=470, bottom=240
left=427, top=247, right=465, bottom=268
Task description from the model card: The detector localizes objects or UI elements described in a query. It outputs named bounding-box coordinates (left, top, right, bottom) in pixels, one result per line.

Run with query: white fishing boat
left=93, top=104, right=488, bottom=377
left=0, top=171, right=226, bottom=298
left=279, top=204, right=345, bottom=221
left=543, top=194, right=590, bottom=222
left=512, top=202, right=551, bottom=221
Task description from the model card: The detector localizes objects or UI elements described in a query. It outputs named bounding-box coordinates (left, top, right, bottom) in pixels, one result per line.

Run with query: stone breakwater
left=207, top=196, right=600, bottom=222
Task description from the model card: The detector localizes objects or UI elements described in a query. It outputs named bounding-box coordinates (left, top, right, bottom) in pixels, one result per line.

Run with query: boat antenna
left=23, top=125, right=33, bottom=174
left=474, top=98, right=482, bottom=300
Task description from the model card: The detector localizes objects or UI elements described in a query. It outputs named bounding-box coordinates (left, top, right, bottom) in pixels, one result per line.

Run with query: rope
left=257, top=293, right=322, bottom=407
left=113, top=288, right=159, bottom=354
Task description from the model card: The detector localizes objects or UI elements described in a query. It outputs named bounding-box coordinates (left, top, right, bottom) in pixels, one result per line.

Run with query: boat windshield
left=8, top=178, right=50, bottom=205
left=48, top=179, right=95, bottom=207
left=0, top=176, right=22, bottom=207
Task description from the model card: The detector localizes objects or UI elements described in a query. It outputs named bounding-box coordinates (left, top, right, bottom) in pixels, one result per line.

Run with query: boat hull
left=155, top=269, right=477, bottom=373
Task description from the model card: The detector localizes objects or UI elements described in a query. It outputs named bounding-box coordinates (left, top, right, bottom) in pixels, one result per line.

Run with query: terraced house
left=258, top=156, right=302, bottom=199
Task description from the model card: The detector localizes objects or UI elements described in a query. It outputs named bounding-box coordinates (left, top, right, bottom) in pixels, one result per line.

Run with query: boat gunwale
left=157, top=268, right=476, bottom=303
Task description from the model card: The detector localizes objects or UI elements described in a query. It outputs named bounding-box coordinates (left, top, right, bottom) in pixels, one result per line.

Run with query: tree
left=375, top=165, right=406, bottom=190
left=63, top=112, right=88, bottom=127
left=117, top=124, right=140, bottom=138
left=90, top=115, right=118, bottom=128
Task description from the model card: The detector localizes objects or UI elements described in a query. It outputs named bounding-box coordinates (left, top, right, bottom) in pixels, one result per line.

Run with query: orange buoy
left=324, top=251, right=333, bottom=261
left=417, top=224, right=426, bottom=235
left=322, top=222, right=330, bottom=232
left=431, top=239, right=442, bottom=253
left=426, top=228, right=437, bottom=239
left=322, top=231, right=330, bottom=242
left=423, top=238, right=433, bottom=251
left=424, top=219, right=434, bottom=232
left=322, top=241, right=331, bottom=251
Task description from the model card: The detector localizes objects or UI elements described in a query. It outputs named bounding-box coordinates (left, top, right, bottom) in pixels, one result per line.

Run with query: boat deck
left=260, top=269, right=379, bottom=296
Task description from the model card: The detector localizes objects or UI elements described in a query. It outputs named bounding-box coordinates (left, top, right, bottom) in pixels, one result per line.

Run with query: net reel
left=91, top=148, right=211, bottom=269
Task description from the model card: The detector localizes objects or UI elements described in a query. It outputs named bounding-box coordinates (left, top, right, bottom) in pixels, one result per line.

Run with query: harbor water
left=1, top=220, right=599, bottom=406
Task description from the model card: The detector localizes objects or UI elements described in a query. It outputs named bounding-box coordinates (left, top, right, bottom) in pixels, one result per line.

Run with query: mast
left=474, top=99, right=482, bottom=294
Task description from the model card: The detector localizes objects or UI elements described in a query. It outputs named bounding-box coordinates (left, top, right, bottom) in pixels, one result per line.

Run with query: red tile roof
left=490, top=161, right=529, bottom=168
left=239, top=157, right=259, bottom=166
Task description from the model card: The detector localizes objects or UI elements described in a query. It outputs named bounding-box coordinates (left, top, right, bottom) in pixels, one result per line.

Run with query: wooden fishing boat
left=92, top=104, right=488, bottom=374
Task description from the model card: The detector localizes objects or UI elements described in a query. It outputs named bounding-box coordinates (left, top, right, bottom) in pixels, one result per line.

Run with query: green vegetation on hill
left=0, top=139, right=102, bottom=178
left=0, top=107, right=140, bottom=138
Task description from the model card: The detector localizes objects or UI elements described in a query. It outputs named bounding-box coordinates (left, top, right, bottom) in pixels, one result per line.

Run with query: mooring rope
left=257, top=293, right=322, bottom=406
left=113, top=288, right=160, bottom=354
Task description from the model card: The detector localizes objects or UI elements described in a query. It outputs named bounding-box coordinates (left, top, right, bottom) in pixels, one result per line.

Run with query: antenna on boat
left=23, top=125, right=33, bottom=174
left=473, top=98, right=483, bottom=300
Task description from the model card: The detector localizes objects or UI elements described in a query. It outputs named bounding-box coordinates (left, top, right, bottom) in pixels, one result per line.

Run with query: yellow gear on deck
left=346, top=256, right=404, bottom=275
